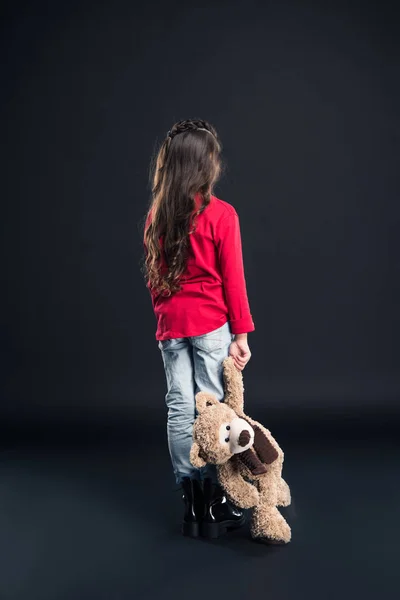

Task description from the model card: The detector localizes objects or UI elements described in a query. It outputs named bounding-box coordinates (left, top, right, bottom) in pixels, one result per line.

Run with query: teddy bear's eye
left=225, top=437, right=229, bottom=443
left=226, top=425, right=230, bottom=430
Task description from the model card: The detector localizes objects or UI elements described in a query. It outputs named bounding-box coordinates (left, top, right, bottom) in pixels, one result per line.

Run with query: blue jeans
left=158, top=321, right=234, bottom=485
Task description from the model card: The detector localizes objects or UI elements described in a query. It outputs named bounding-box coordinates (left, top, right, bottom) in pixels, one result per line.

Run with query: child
left=142, top=118, right=255, bottom=538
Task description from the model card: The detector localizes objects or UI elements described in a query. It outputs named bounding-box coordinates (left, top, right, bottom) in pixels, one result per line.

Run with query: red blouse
left=143, top=193, right=255, bottom=340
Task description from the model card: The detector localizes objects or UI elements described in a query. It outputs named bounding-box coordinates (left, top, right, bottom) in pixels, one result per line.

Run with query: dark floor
left=0, top=414, right=399, bottom=600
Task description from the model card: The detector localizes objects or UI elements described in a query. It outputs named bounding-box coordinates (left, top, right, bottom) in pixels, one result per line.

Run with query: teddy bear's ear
left=195, top=391, right=219, bottom=413
left=190, top=442, right=207, bottom=467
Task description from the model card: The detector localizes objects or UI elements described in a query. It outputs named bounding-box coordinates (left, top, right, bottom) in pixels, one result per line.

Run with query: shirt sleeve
left=215, top=209, right=255, bottom=334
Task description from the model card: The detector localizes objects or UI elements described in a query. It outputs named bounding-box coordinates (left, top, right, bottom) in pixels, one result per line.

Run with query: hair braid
left=167, top=118, right=218, bottom=141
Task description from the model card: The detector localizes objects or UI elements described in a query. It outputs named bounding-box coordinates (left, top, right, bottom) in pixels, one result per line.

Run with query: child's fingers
left=233, top=356, right=245, bottom=370
left=236, top=354, right=247, bottom=364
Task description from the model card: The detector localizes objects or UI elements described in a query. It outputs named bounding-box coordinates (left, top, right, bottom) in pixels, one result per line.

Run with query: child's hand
left=229, top=339, right=252, bottom=371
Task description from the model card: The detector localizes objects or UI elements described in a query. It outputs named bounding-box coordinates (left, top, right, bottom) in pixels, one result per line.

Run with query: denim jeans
left=158, top=321, right=234, bottom=485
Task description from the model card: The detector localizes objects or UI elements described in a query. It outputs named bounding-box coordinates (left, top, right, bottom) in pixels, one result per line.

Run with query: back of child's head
left=152, top=118, right=222, bottom=202
left=143, top=119, right=223, bottom=297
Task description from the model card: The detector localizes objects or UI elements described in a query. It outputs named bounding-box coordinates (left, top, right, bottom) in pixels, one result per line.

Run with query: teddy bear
left=190, top=355, right=292, bottom=544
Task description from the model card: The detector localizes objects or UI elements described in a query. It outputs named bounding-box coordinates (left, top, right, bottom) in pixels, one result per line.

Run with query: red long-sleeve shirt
left=143, top=193, right=255, bottom=340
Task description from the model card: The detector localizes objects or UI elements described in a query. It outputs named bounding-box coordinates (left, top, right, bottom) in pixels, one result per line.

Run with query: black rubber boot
left=200, top=477, right=246, bottom=539
left=180, top=476, right=204, bottom=538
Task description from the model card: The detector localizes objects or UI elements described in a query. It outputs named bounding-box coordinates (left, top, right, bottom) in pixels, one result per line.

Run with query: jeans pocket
left=158, top=337, right=184, bottom=351
left=192, top=323, right=230, bottom=353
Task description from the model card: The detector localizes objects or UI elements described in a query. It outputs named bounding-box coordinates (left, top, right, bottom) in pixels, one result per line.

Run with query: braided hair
left=166, top=118, right=219, bottom=140
left=142, top=118, right=222, bottom=298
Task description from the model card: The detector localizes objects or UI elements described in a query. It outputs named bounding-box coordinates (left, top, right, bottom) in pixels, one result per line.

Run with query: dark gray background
left=1, top=3, right=400, bottom=600
left=2, top=0, right=399, bottom=427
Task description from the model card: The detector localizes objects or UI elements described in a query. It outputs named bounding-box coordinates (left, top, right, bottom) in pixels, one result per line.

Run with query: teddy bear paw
left=250, top=508, right=291, bottom=544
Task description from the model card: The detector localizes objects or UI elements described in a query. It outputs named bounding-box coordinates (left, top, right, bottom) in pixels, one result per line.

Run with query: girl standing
left=142, top=119, right=255, bottom=538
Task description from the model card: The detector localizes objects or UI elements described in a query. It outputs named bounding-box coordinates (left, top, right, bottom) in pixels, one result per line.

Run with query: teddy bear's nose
left=238, top=430, right=251, bottom=447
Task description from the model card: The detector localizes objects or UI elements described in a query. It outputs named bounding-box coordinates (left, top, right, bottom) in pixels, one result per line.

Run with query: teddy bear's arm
left=222, top=356, right=245, bottom=415
left=218, top=459, right=259, bottom=509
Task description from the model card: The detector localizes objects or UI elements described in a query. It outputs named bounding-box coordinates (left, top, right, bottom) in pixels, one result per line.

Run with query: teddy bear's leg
left=276, top=477, right=291, bottom=507
left=250, top=505, right=291, bottom=544
left=250, top=475, right=291, bottom=544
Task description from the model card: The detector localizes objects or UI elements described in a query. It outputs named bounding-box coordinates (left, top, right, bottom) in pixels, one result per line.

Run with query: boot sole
left=182, top=520, right=201, bottom=538
left=200, top=514, right=246, bottom=539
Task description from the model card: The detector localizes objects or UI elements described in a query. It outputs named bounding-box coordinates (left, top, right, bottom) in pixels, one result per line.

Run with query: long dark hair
left=142, top=118, right=222, bottom=297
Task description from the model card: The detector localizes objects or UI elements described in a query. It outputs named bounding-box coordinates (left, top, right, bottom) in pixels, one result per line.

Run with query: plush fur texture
left=190, top=356, right=292, bottom=544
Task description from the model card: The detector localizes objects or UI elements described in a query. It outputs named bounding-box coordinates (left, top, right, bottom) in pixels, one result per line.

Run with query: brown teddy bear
left=190, top=356, right=292, bottom=544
